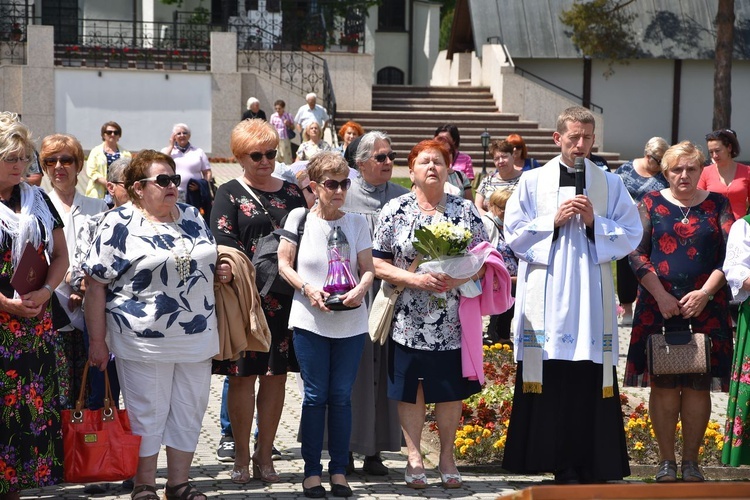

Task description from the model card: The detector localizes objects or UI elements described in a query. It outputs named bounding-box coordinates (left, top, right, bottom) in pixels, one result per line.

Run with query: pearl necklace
left=139, top=207, right=192, bottom=282
left=417, top=200, right=438, bottom=212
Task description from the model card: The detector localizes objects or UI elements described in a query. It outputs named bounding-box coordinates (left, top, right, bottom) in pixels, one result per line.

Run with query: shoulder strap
left=235, top=176, right=280, bottom=229
left=292, top=209, right=309, bottom=271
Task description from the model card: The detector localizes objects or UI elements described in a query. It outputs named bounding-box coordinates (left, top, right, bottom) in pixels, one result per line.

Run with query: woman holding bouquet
left=372, top=139, right=487, bottom=489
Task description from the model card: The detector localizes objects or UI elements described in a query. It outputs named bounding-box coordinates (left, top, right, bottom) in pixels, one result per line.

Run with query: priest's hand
left=554, top=199, right=579, bottom=227
left=569, top=195, right=594, bottom=227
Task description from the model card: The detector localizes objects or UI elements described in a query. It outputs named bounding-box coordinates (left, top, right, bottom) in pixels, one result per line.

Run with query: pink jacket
left=459, top=242, right=514, bottom=384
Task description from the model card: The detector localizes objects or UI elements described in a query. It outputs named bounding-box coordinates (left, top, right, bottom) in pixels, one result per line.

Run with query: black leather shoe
left=362, top=454, right=388, bottom=476
left=344, top=452, right=355, bottom=475
left=329, top=482, right=353, bottom=498
left=303, top=484, right=327, bottom=498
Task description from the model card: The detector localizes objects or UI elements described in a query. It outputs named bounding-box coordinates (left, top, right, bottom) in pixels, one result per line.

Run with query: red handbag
left=62, top=361, right=141, bottom=483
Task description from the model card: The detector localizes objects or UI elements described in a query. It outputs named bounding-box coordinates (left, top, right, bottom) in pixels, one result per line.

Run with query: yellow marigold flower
left=634, top=442, right=644, bottom=450
left=503, top=419, right=510, bottom=427
left=493, top=439, right=503, bottom=449
left=503, top=344, right=512, bottom=352
left=464, top=438, right=474, bottom=447
left=482, top=429, right=492, bottom=438
left=650, top=429, right=655, bottom=438
left=676, top=422, right=682, bottom=430
left=454, top=438, right=463, bottom=446
left=483, top=345, right=490, bottom=352
left=718, top=441, right=724, bottom=451
left=463, top=425, right=474, bottom=433
left=460, top=445, right=468, bottom=455
left=626, top=420, right=637, bottom=430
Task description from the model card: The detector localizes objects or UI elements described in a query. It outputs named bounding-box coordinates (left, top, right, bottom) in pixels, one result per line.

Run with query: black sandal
left=164, top=481, right=207, bottom=500
left=131, top=484, right=159, bottom=500
left=681, top=460, right=705, bottom=482
left=655, top=460, right=677, bottom=482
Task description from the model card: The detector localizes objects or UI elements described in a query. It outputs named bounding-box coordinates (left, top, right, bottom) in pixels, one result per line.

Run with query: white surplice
left=724, top=217, right=750, bottom=302
left=504, top=156, right=642, bottom=366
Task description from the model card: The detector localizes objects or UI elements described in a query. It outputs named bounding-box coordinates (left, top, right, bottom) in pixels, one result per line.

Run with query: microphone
left=574, top=157, right=585, bottom=196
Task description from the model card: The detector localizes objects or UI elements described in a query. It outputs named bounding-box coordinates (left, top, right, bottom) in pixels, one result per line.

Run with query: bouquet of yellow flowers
left=413, top=221, right=490, bottom=298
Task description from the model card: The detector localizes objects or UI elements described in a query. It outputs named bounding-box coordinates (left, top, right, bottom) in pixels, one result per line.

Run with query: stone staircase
left=337, top=85, right=621, bottom=171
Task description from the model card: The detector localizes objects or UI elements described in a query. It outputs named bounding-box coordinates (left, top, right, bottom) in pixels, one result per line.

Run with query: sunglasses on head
left=706, top=129, right=737, bottom=141
left=320, top=178, right=352, bottom=191
left=104, top=130, right=120, bottom=136
left=42, top=156, right=76, bottom=167
left=247, top=150, right=278, bottom=162
left=372, top=152, right=396, bottom=163
left=139, top=174, right=181, bottom=188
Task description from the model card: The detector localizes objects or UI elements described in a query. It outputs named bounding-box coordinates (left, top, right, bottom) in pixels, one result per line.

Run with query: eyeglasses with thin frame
left=320, top=178, right=352, bottom=191
left=174, top=131, right=190, bottom=136
left=247, top=150, right=277, bottom=162
left=42, top=156, right=76, bottom=167
left=2, top=155, right=30, bottom=164
left=372, top=152, right=396, bottom=163
left=104, top=130, right=121, bottom=136
left=139, top=174, right=181, bottom=188
left=648, top=154, right=662, bottom=165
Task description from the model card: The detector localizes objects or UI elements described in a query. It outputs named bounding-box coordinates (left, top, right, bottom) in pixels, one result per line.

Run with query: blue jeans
left=293, top=328, right=365, bottom=478
left=220, top=376, right=232, bottom=437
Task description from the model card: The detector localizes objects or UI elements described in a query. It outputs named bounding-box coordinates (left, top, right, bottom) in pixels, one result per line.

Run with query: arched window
left=377, top=67, right=404, bottom=85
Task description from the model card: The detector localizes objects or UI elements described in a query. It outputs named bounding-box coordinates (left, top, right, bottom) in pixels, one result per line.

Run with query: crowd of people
left=2, top=103, right=750, bottom=500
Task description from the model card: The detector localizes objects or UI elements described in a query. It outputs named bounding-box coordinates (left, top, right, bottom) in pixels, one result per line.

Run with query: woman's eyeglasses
left=648, top=154, right=662, bottom=164
left=42, top=156, right=76, bottom=167
left=320, top=178, right=351, bottom=191
left=372, top=152, right=396, bottom=163
left=104, top=130, right=121, bottom=136
left=139, top=174, right=181, bottom=187
left=2, top=155, right=30, bottom=164
left=247, top=150, right=278, bottom=162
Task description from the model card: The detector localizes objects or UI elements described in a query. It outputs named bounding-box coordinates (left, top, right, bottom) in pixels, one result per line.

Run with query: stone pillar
left=210, top=31, right=240, bottom=157
left=22, top=25, right=56, bottom=141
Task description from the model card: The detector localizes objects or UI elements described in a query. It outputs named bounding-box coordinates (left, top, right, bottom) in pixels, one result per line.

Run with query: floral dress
left=624, top=191, right=735, bottom=389
left=211, top=179, right=306, bottom=375
left=372, top=193, right=488, bottom=351
left=0, top=188, right=64, bottom=493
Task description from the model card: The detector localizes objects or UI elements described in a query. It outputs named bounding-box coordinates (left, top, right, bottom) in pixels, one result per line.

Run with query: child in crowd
left=482, top=189, right=517, bottom=346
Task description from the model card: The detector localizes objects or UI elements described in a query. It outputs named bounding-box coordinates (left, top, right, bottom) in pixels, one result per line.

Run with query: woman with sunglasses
left=162, top=123, right=213, bottom=209
left=39, top=134, right=107, bottom=413
left=700, top=129, right=750, bottom=220
left=278, top=151, right=374, bottom=498
left=614, top=136, right=669, bottom=326
left=0, top=112, right=68, bottom=500
left=210, top=119, right=306, bottom=485
left=85, top=121, right=131, bottom=201
left=372, top=139, right=487, bottom=490
left=84, top=149, right=219, bottom=500
left=295, top=121, right=331, bottom=162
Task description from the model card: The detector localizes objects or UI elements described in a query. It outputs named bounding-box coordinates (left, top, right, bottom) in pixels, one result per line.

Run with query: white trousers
left=116, top=358, right=212, bottom=456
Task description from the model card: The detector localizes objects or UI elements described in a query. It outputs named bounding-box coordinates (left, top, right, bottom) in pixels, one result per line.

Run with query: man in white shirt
left=294, top=92, right=329, bottom=133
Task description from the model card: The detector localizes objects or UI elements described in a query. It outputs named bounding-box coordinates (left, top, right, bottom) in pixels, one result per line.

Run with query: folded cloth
left=459, top=241, right=514, bottom=384
left=214, top=245, right=271, bottom=360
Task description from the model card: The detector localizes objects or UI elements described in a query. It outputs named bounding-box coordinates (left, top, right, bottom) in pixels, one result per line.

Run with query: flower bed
left=426, top=343, right=725, bottom=467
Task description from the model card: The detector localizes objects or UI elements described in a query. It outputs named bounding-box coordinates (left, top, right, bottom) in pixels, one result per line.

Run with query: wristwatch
left=700, top=288, right=714, bottom=301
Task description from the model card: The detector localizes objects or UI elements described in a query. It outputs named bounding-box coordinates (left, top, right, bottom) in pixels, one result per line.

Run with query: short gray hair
left=306, top=92, right=317, bottom=101
left=355, top=131, right=390, bottom=165
left=644, top=136, right=668, bottom=159
left=172, top=123, right=190, bottom=135
left=107, top=157, right=131, bottom=183
left=246, top=97, right=260, bottom=109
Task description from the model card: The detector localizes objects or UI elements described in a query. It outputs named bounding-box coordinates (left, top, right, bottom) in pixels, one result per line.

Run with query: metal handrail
left=485, top=36, right=603, bottom=113
left=237, top=24, right=337, bottom=133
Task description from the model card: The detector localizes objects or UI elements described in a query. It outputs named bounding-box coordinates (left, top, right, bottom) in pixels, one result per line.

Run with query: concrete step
left=371, top=103, right=501, bottom=112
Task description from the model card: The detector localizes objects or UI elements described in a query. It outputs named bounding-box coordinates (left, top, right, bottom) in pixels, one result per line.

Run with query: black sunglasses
left=139, top=174, right=181, bottom=187
left=42, top=156, right=76, bottom=167
left=104, top=130, right=121, bottom=136
left=648, top=154, right=662, bottom=165
left=320, top=178, right=352, bottom=191
left=248, top=150, right=278, bottom=162
left=372, top=152, right=396, bottom=163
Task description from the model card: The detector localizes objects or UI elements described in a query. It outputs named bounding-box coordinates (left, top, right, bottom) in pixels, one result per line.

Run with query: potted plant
left=339, top=32, right=360, bottom=53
